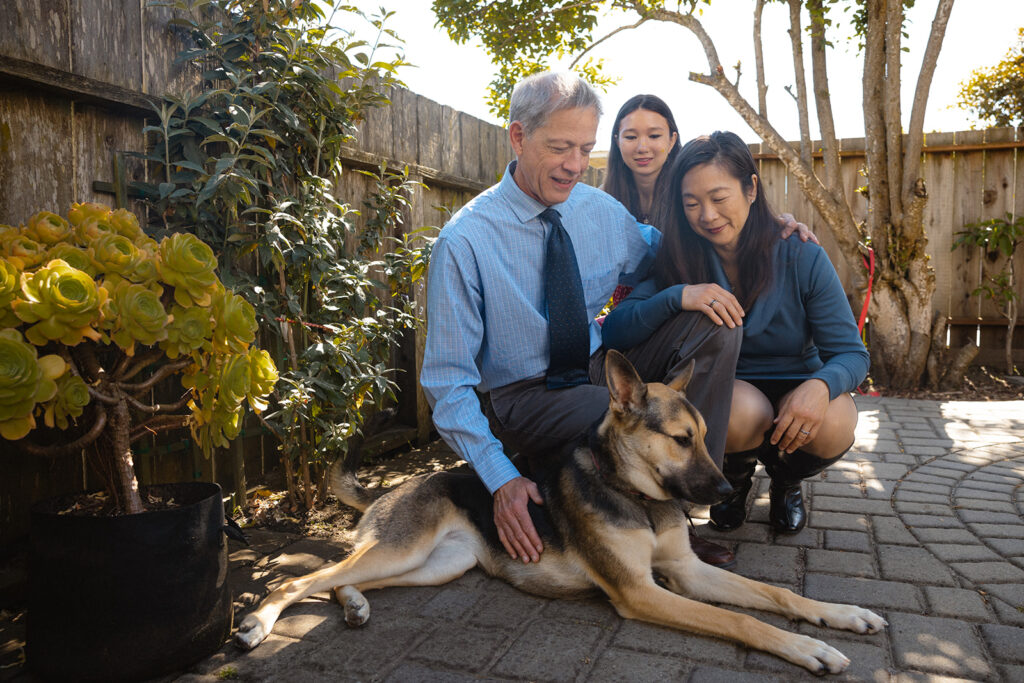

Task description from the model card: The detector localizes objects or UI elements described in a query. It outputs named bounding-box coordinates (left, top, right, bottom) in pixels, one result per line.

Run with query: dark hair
left=603, top=94, right=682, bottom=222
left=651, top=131, right=779, bottom=309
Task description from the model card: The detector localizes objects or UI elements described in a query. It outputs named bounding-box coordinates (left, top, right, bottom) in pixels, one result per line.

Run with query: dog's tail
left=327, top=457, right=382, bottom=512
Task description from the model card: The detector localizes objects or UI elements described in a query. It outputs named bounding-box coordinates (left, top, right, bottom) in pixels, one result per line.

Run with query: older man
left=421, top=72, right=741, bottom=569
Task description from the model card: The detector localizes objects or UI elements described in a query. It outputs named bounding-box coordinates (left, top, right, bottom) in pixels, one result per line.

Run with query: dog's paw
left=784, top=634, right=850, bottom=675
left=816, top=604, right=888, bottom=635
left=235, top=613, right=270, bottom=650
left=335, top=586, right=370, bottom=627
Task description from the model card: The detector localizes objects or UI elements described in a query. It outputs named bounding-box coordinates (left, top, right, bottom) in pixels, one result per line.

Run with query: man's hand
left=494, top=477, right=544, bottom=563
left=778, top=213, right=819, bottom=244
left=770, top=379, right=830, bottom=453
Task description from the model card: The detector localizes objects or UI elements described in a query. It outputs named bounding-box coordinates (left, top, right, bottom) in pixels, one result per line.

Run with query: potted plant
left=0, top=203, right=278, bottom=681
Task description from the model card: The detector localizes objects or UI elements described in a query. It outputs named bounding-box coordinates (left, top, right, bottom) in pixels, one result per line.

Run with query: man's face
left=509, top=107, right=598, bottom=207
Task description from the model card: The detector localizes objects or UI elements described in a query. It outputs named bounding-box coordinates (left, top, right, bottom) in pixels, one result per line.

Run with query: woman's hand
left=778, top=213, right=819, bottom=244
left=771, top=378, right=830, bottom=453
left=681, top=284, right=744, bottom=328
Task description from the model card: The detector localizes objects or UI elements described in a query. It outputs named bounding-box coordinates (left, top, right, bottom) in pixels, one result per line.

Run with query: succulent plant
left=0, top=329, right=65, bottom=440
left=12, top=259, right=107, bottom=346
left=105, top=279, right=170, bottom=354
left=211, top=286, right=257, bottom=354
left=42, top=373, right=90, bottom=430
left=25, top=211, right=73, bottom=246
left=163, top=304, right=214, bottom=359
left=158, top=233, right=219, bottom=307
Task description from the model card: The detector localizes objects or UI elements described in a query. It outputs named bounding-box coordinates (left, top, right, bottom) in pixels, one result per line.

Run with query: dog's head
left=596, top=350, right=732, bottom=505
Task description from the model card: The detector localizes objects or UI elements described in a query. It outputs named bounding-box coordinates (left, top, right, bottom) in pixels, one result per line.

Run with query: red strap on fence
left=856, top=247, right=879, bottom=396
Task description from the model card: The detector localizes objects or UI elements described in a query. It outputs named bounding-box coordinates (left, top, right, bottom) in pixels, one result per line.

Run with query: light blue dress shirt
left=420, top=162, right=659, bottom=494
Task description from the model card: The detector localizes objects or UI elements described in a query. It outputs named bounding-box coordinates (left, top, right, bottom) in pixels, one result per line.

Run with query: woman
left=602, top=94, right=681, bottom=223
left=602, top=131, right=868, bottom=535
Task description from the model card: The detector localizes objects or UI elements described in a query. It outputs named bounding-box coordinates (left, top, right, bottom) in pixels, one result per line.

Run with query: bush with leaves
left=137, top=0, right=432, bottom=508
left=0, top=204, right=278, bottom=515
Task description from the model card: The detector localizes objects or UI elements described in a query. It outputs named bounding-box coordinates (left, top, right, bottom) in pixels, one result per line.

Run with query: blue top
left=602, top=236, right=868, bottom=400
left=421, top=162, right=659, bottom=494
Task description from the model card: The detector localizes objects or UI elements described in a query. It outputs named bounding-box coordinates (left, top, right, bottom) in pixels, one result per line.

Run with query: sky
left=352, top=1, right=1024, bottom=151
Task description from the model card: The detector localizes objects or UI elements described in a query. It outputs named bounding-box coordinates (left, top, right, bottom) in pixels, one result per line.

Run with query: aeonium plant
left=0, top=204, right=278, bottom=514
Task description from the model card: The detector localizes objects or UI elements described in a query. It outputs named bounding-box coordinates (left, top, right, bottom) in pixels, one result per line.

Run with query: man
left=421, top=72, right=743, bottom=568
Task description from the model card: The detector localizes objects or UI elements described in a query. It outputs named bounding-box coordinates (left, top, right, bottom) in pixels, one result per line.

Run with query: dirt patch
left=865, top=365, right=1024, bottom=401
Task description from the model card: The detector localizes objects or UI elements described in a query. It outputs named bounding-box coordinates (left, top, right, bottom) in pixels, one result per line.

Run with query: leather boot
left=688, top=527, right=736, bottom=569
left=708, top=447, right=762, bottom=531
left=759, top=447, right=848, bottom=534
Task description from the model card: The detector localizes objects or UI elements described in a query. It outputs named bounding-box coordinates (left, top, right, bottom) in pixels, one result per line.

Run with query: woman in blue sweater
left=602, top=131, right=868, bottom=534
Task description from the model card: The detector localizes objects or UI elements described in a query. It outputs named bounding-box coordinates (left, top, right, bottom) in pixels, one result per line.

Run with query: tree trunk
left=105, top=389, right=145, bottom=515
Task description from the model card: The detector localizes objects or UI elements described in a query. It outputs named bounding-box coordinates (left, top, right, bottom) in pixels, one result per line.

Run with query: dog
left=236, top=350, right=886, bottom=674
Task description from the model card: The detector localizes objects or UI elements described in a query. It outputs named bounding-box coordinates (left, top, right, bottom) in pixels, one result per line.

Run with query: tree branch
left=88, top=386, right=120, bottom=405
left=903, top=0, right=955, bottom=240
left=130, top=415, right=190, bottom=443
left=116, top=348, right=164, bottom=382
left=754, top=0, right=768, bottom=118
left=884, top=0, right=905, bottom=232
left=808, top=0, right=842, bottom=195
left=124, top=392, right=192, bottom=415
left=787, top=0, right=812, bottom=166
left=115, top=359, right=192, bottom=394
left=568, top=17, right=649, bottom=69
left=862, top=0, right=889, bottom=268
left=19, top=407, right=108, bottom=458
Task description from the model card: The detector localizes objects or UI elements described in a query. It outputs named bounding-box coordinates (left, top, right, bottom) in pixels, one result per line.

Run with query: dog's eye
left=673, top=435, right=692, bottom=448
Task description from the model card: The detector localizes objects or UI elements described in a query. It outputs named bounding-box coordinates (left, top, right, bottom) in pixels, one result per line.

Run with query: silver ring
left=708, top=299, right=718, bottom=307
left=799, top=429, right=810, bottom=435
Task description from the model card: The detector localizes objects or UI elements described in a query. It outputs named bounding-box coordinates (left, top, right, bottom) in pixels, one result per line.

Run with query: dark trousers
left=485, top=311, right=742, bottom=468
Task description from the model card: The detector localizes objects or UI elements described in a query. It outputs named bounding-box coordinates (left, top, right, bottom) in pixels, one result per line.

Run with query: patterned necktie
left=540, top=207, right=590, bottom=389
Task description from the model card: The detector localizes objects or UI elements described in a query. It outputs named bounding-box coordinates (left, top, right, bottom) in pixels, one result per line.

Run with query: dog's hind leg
left=236, top=538, right=435, bottom=650
left=333, top=530, right=480, bottom=627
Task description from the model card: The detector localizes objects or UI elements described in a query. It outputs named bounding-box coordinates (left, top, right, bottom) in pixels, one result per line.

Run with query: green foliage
left=0, top=204, right=278, bottom=454
left=137, top=0, right=432, bottom=491
left=957, top=27, right=1024, bottom=128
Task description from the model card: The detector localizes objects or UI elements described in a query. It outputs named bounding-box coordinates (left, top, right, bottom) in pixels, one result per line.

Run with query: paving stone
left=950, top=561, right=1024, bottom=583
left=878, top=545, right=957, bottom=586
left=806, top=549, right=876, bottom=578
left=383, top=661, right=484, bottom=682
left=881, top=453, right=919, bottom=465
left=813, top=496, right=893, bottom=515
left=541, top=596, right=619, bottom=628
left=957, top=481, right=1018, bottom=496
left=912, top=528, right=977, bottom=544
left=824, top=529, right=871, bottom=553
left=613, top=619, right=743, bottom=663
left=899, top=513, right=961, bottom=528
left=998, top=664, right=1024, bottom=682
left=256, top=537, right=349, bottom=575
left=904, top=468, right=958, bottom=482
left=985, top=538, right=1024, bottom=556
left=896, top=490, right=951, bottom=505
left=810, top=511, right=870, bottom=532
left=770, top=526, right=821, bottom=548
left=902, top=445, right=950, bottom=457
left=925, top=543, right=1002, bottom=563
left=271, top=597, right=341, bottom=641
left=863, top=463, right=913, bottom=480
left=990, top=596, right=1024, bottom=627
left=900, top=437, right=954, bottom=448
left=979, top=623, right=1024, bottom=663
left=418, top=585, right=483, bottom=621
left=410, top=624, right=511, bottom=670
left=587, top=647, right=692, bottom=681
left=898, top=481, right=953, bottom=496
left=491, top=618, right=604, bottom=681
left=864, top=479, right=898, bottom=499
left=923, top=586, right=993, bottom=620
left=734, top=543, right=800, bottom=584
left=689, top=665, right=785, bottom=683
left=750, top=636, right=891, bottom=681
left=952, top=498, right=1019, bottom=514
left=804, top=575, right=923, bottom=611
left=896, top=501, right=957, bottom=516
left=809, top=481, right=865, bottom=498
left=968, top=523, right=1024, bottom=539
left=966, top=471, right=1022, bottom=486
left=466, top=580, right=546, bottom=629
left=956, top=510, right=1022, bottom=525
left=872, top=517, right=919, bottom=545
left=701, top=521, right=772, bottom=544
left=887, top=612, right=992, bottom=679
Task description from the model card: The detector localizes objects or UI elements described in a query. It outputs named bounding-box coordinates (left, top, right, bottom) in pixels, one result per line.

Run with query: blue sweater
left=602, top=236, right=869, bottom=400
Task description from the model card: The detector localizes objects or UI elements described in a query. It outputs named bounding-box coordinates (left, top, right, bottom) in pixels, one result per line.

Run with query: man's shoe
left=688, top=528, right=736, bottom=569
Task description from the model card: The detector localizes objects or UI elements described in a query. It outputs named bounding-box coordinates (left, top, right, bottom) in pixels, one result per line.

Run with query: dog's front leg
left=609, top=579, right=853, bottom=675
left=653, top=526, right=885, bottom=636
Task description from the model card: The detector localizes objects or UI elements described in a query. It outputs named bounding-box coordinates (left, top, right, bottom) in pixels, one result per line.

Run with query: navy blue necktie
left=540, top=208, right=590, bottom=389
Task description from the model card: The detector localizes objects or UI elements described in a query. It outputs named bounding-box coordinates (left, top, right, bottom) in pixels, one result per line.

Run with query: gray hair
left=508, top=72, right=602, bottom=136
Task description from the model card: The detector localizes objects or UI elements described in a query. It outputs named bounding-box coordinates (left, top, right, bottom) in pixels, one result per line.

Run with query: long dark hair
left=652, top=131, right=779, bottom=310
left=603, top=94, right=682, bottom=222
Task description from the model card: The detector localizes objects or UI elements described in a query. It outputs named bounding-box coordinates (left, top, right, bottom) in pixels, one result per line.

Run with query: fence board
left=459, top=112, right=482, bottom=181
left=951, top=129, right=986, bottom=330
left=391, top=87, right=418, bottom=166
left=922, top=133, right=956, bottom=317
left=71, top=0, right=142, bottom=91
left=416, top=95, right=444, bottom=171
left=73, top=103, right=146, bottom=212
left=0, top=0, right=70, bottom=71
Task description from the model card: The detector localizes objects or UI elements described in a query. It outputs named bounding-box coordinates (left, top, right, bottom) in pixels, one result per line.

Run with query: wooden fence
left=0, top=1, right=512, bottom=543
left=748, top=130, right=1024, bottom=368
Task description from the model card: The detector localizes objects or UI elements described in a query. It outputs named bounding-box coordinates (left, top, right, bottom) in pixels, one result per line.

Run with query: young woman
left=602, top=131, right=868, bottom=535
left=602, top=94, right=681, bottom=223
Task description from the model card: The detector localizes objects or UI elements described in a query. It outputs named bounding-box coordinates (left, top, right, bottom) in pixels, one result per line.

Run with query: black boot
left=759, top=447, right=848, bottom=534
left=708, top=447, right=762, bottom=531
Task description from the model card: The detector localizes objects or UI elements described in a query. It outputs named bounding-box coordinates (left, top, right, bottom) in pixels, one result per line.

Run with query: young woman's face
left=681, top=161, right=757, bottom=256
left=616, top=108, right=678, bottom=180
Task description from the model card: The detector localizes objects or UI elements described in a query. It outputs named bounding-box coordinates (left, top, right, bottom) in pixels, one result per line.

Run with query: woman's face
left=616, top=108, right=678, bottom=180
left=681, top=161, right=757, bottom=256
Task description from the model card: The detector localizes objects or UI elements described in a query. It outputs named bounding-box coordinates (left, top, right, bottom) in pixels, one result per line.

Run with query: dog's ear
left=605, top=349, right=647, bottom=414
left=666, top=359, right=695, bottom=395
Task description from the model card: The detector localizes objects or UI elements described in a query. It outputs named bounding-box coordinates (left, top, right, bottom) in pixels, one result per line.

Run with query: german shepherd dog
left=236, top=351, right=885, bottom=674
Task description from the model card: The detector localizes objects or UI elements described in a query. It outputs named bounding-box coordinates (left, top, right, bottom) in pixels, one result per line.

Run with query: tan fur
left=236, top=351, right=886, bottom=674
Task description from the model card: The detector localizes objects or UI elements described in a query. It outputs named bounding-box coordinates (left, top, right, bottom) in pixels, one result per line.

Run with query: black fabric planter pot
left=27, top=482, right=232, bottom=682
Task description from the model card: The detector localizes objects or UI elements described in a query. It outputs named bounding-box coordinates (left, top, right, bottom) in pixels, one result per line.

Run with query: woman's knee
left=726, top=381, right=773, bottom=451
left=806, top=393, right=858, bottom=457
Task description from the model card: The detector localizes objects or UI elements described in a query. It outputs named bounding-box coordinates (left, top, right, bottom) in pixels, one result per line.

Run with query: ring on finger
left=799, top=428, right=810, bottom=435
left=708, top=298, right=718, bottom=307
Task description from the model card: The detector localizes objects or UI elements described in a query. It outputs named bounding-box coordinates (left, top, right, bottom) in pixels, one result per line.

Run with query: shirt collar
left=499, top=160, right=575, bottom=224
